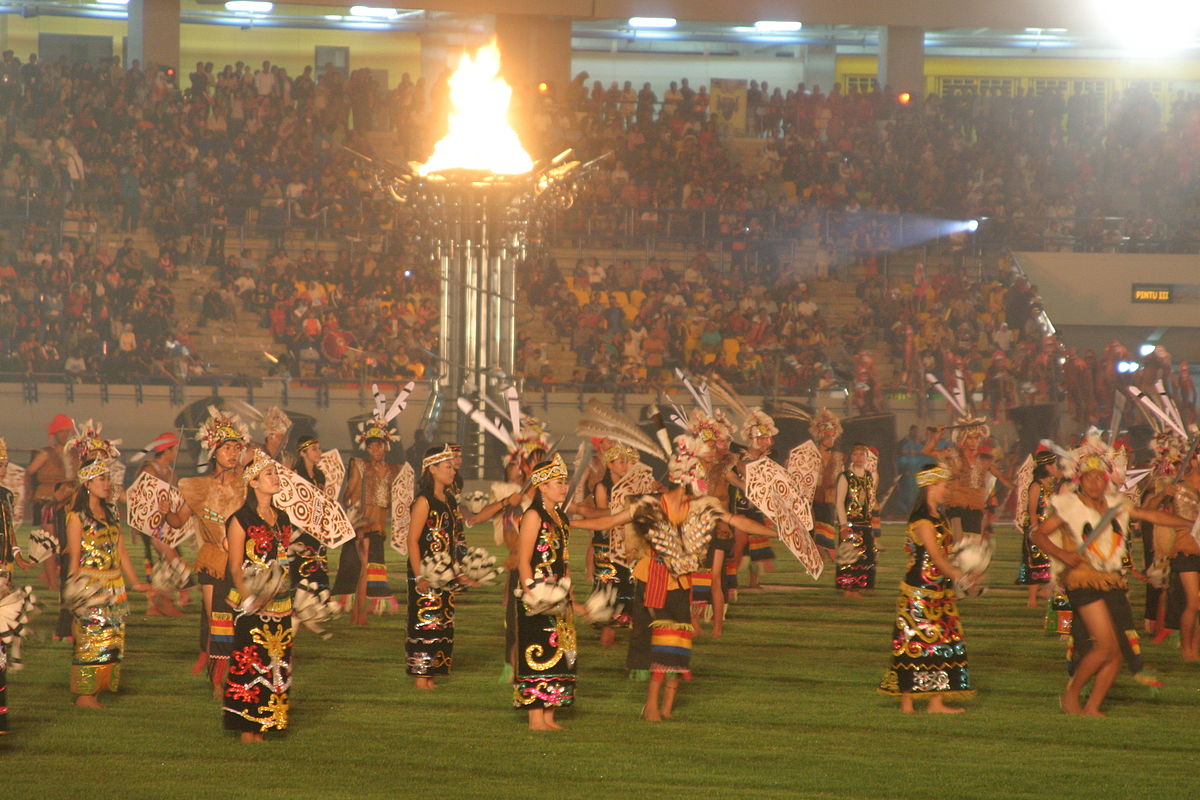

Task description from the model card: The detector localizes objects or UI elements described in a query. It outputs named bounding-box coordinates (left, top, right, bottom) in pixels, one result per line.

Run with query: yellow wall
left=0, top=14, right=420, bottom=86
left=837, top=54, right=1200, bottom=94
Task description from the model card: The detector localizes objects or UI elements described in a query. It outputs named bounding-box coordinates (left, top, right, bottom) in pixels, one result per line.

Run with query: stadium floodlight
left=224, top=1, right=273, bottom=13
left=628, top=17, right=677, bottom=29
left=1095, top=0, right=1200, bottom=53
left=349, top=6, right=401, bottom=18
left=754, top=20, right=802, bottom=33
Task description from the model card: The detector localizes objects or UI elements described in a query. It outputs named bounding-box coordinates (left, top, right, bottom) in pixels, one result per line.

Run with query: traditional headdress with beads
left=604, top=444, right=638, bottom=464
left=457, top=388, right=550, bottom=478
left=742, top=408, right=779, bottom=441
left=242, top=450, right=275, bottom=484
left=422, top=444, right=456, bottom=471
left=262, top=406, right=292, bottom=438
left=916, top=464, right=951, bottom=487
left=78, top=458, right=111, bottom=483
left=1063, top=427, right=1125, bottom=486
left=668, top=434, right=708, bottom=495
left=531, top=453, right=568, bottom=488
left=196, top=405, right=249, bottom=455
left=686, top=409, right=734, bottom=456
left=952, top=416, right=991, bottom=446
left=65, top=418, right=121, bottom=465
left=355, top=415, right=401, bottom=449
left=353, top=382, right=414, bottom=450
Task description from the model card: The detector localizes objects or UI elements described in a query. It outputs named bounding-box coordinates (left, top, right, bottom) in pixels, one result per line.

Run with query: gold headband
left=604, top=444, right=636, bottom=463
left=297, top=438, right=319, bottom=453
left=916, top=466, right=951, bottom=487
left=78, top=458, right=110, bottom=483
left=422, top=444, right=456, bottom=471
left=242, top=451, right=275, bottom=484
left=531, top=453, right=568, bottom=487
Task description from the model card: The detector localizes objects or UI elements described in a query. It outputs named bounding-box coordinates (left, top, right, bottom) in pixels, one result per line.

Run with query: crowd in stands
left=0, top=48, right=1196, bottom=403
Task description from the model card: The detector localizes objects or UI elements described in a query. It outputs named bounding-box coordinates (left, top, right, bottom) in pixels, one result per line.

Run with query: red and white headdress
left=196, top=405, right=249, bottom=456
left=65, top=418, right=120, bottom=463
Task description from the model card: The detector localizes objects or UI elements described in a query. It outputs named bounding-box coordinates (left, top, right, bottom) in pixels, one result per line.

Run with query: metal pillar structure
left=364, top=149, right=603, bottom=479
left=434, top=184, right=525, bottom=477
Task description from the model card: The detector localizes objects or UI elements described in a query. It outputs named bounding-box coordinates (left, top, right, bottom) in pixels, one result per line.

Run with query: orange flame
left=418, top=40, right=534, bottom=176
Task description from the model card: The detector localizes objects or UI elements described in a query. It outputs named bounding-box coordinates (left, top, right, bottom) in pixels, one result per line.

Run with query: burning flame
left=418, top=41, right=534, bottom=176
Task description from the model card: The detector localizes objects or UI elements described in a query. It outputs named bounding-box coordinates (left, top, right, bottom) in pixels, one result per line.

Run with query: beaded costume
left=1018, top=477, right=1055, bottom=587
left=589, top=474, right=634, bottom=628
left=836, top=468, right=877, bottom=591
left=69, top=509, right=127, bottom=696
left=289, top=461, right=330, bottom=593
left=626, top=495, right=719, bottom=681
left=878, top=508, right=973, bottom=700
left=406, top=491, right=462, bottom=676
left=512, top=505, right=577, bottom=709
left=222, top=501, right=294, bottom=734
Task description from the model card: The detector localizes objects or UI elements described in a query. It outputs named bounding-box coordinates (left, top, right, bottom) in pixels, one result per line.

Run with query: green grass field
left=4, top=522, right=1199, bottom=800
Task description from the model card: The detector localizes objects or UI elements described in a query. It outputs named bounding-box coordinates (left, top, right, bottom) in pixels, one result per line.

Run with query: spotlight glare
left=753, top=20, right=803, bottom=33
left=1095, top=0, right=1200, bottom=54
left=965, top=219, right=980, bottom=233
left=629, top=17, right=677, bottom=29
left=224, top=0, right=273, bottom=12
left=1139, top=343, right=1156, bottom=356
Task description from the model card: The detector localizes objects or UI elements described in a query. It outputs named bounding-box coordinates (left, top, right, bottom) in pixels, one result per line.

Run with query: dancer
left=403, top=444, right=511, bottom=688
left=289, top=435, right=332, bottom=595
left=835, top=443, right=879, bottom=597
left=222, top=452, right=294, bottom=741
left=165, top=406, right=248, bottom=697
left=624, top=437, right=776, bottom=722
left=259, top=406, right=293, bottom=466
left=878, top=464, right=974, bottom=714
left=0, top=439, right=28, bottom=583
left=67, top=458, right=154, bottom=708
left=335, top=413, right=401, bottom=624
left=26, top=413, right=73, bottom=594
left=1033, top=436, right=1192, bottom=716
left=585, top=445, right=642, bottom=645
left=1014, top=449, right=1060, bottom=609
left=728, top=409, right=779, bottom=591
left=135, top=432, right=188, bottom=617
left=923, top=418, right=1011, bottom=542
left=513, top=454, right=630, bottom=730
left=1166, top=462, right=1200, bottom=660
left=787, top=408, right=844, bottom=553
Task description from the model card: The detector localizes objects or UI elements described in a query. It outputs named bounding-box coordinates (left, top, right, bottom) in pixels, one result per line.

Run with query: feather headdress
left=64, top=418, right=121, bottom=466
left=953, top=415, right=990, bottom=446
left=196, top=405, right=249, bottom=455
left=686, top=409, right=734, bottom=456
left=1150, top=429, right=1186, bottom=476
left=576, top=399, right=665, bottom=462
left=458, top=389, right=550, bottom=476
left=742, top=408, right=779, bottom=441
left=262, top=406, right=292, bottom=437
left=1063, top=427, right=1126, bottom=486
left=355, top=414, right=401, bottom=448
left=668, top=434, right=708, bottom=495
